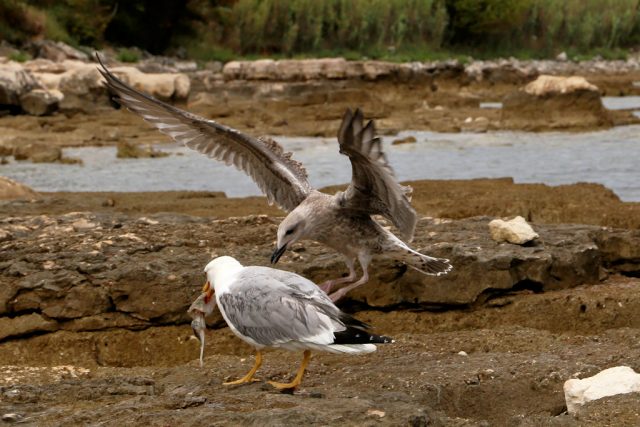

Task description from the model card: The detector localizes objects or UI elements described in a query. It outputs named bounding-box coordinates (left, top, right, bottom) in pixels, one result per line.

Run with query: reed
left=231, top=0, right=447, bottom=55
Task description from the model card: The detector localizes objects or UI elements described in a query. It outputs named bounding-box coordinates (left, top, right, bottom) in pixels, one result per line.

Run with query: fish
left=187, top=285, right=216, bottom=367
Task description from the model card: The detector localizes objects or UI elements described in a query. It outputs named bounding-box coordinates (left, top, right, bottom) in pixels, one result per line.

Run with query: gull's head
left=203, top=256, right=243, bottom=293
left=271, top=210, right=307, bottom=264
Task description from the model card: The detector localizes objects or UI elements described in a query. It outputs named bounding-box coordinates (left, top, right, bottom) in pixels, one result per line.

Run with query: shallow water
left=2, top=125, right=640, bottom=201
left=480, top=96, right=640, bottom=111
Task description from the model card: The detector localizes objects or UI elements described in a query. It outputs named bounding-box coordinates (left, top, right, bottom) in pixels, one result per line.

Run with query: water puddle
left=480, top=102, right=502, bottom=109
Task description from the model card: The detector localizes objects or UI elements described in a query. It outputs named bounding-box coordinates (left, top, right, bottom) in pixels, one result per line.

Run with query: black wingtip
left=333, top=327, right=394, bottom=345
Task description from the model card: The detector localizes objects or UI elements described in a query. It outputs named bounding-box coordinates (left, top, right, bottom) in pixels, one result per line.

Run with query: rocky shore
left=2, top=44, right=640, bottom=164
left=2, top=42, right=640, bottom=424
left=1, top=179, right=640, bottom=425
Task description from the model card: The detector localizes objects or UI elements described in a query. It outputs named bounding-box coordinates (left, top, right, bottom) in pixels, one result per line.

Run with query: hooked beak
left=271, top=244, right=287, bottom=264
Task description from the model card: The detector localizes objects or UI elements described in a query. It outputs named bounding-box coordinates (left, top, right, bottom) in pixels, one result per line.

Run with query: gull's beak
left=203, top=281, right=214, bottom=303
left=271, top=244, right=287, bottom=264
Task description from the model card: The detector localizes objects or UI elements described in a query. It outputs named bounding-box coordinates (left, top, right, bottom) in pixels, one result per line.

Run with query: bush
left=116, top=48, right=140, bottom=63
left=9, top=50, right=31, bottom=62
left=0, top=0, right=46, bottom=42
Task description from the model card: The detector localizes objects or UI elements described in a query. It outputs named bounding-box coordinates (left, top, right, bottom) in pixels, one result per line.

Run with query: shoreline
left=3, top=178, right=639, bottom=229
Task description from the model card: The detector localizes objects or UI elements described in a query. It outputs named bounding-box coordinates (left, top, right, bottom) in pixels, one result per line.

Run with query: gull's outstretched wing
left=97, top=57, right=311, bottom=212
left=335, top=108, right=417, bottom=241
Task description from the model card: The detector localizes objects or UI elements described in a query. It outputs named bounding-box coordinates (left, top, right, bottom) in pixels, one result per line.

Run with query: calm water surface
left=2, top=125, right=640, bottom=201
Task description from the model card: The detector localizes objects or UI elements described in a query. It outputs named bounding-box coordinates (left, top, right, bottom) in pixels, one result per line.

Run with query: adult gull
left=199, top=256, right=393, bottom=390
left=97, top=58, right=452, bottom=301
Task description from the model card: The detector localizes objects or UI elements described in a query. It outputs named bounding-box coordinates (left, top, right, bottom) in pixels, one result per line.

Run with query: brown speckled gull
left=97, top=57, right=452, bottom=301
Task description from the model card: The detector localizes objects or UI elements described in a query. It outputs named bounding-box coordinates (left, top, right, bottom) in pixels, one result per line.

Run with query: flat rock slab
left=1, top=212, right=639, bottom=339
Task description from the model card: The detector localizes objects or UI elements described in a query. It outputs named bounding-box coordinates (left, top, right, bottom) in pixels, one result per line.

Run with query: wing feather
left=336, top=108, right=417, bottom=241
left=97, top=56, right=311, bottom=212
left=218, top=268, right=348, bottom=347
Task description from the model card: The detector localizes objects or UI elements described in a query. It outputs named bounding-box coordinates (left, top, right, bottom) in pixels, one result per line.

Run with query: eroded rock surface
left=502, top=75, right=612, bottom=130
left=1, top=212, right=639, bottom=340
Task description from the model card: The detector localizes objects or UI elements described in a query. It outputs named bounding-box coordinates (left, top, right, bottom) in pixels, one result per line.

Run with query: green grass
left=116, top=48, right=140, bottom=63
left=8, top=50, right=30, bottom=62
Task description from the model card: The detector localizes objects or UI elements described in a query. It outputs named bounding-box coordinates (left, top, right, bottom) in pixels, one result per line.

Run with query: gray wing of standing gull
left=335, top=108, right=417, bottom=241
left=218, top=267, right=350, bottom=346
left=96, top=57, right=311, bottom=212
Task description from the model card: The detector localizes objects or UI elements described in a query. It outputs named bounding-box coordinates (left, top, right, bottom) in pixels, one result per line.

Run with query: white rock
left=0, top=61, right=40, bottom=106
left=1, top=413, right=22, bottom=422
left=110, top=66, right=190, bottom=99
left=72, top=218, right=97, bottom=231
left=556, top=51, right=568, bottom=62
left=564, top=366, right=640, bottom=415
left=489, top=216, right=539, bottom=245
left=457, top=351, right=468, bottom=357
left=524, top=75, right=598, bottom=96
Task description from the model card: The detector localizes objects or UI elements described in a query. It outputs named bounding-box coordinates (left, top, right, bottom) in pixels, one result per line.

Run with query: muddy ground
left=1, top=180, right=640, bottom=425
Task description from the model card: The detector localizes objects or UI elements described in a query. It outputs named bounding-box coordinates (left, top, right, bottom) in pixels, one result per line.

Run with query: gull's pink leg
left=319, top=258, right=356, bottom=294
left=329, top=254, right=371, bottom=302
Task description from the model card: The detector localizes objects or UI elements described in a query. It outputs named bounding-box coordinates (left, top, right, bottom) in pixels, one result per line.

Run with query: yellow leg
left=223, top=350, right=263, bottom=386
left=268, top=350, right=311, bottom=390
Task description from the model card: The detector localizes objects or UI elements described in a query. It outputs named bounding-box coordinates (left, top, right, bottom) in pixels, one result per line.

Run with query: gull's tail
left=397, top=246, right=452, bottom=276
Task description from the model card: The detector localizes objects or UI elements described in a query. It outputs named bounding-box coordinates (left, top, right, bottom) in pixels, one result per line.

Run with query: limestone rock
left=42, top=285, right=112, bottom=319
left=595, top=228, right=640, bottom=275
left=489, top=216, right=539, bottom=245
left=28, top=40, right=89, bottom=62
left=564, top=366, right=640, bottom=415
left=460, top=116, right=489, bottom=133
left=524, top=75, right=598, bottom=96
left=0, top=61, right=40, bottom=108
left=0, top=212, right=639, bottom=338
left=109, top=66, right=190, bottom=100
left=116, top=140, right=169, bottom=158
left=30, top=60, right=105, bottom=112
left=13, top=143, right=62, bottom=163
left=392, top=136, right=417, bottom=145
left=502, top=75, right=610, bottom=130
left=19, top=88, right=63, bottom=116
left=0, top=313, right=57, bottom=340
left=0, top=177, right=37, bottom=200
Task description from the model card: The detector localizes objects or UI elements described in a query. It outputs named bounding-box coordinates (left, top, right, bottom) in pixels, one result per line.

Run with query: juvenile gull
left=97, top=59, right=452, bottom=301
left=200, top=256, right=393, bottom=390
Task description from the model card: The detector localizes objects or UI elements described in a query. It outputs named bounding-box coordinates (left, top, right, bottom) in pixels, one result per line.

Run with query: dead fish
left=187, top=283, right=216, bottom=367
left=190, top=313, right=206, bottom=366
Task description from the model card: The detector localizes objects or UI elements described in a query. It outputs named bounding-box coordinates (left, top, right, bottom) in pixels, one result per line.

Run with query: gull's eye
left=285, top=228, right=295, bottom=236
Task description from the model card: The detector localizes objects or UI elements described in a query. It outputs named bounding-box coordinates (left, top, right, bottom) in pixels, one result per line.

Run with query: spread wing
left=335, top=108, right=417, bottom=241
left=96, top=56, right=311, bottom=212
left=219, top=268, right=348, bottom=346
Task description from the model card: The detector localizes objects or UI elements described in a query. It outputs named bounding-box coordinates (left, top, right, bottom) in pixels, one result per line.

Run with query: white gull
left=198, top=256, right=393, bottom=390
